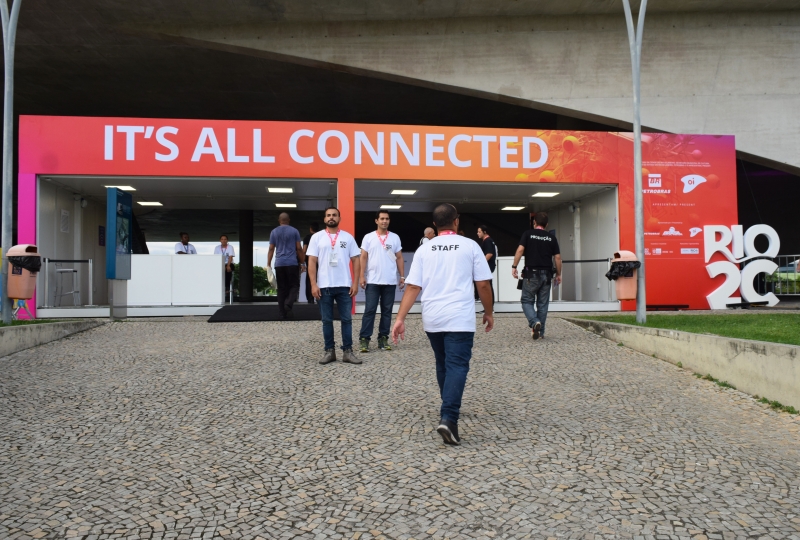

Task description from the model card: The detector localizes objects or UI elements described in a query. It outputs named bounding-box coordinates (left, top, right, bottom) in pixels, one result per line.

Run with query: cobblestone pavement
left=1, top=316, right=799, bottom=540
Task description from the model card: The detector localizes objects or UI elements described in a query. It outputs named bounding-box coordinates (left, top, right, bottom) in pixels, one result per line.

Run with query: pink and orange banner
left=18, top=116, right=737, bottom=310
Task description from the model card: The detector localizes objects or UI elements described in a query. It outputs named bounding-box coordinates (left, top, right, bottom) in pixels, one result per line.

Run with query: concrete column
left=238, top=210, right=254, bottom=302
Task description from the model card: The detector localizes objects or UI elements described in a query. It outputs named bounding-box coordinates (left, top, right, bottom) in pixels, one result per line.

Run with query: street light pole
left=622, top=0, right=648, bottom=324
left=1, top=0, right=23, bottom=324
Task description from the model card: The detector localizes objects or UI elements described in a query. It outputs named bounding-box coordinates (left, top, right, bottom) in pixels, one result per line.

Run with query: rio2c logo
left=704, top=225, right=780, bottom=308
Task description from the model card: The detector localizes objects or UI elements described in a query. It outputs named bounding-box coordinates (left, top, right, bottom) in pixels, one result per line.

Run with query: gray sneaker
left=342, top=349, right=362, bottom=364
left=319, top=349, right=337, bottom=365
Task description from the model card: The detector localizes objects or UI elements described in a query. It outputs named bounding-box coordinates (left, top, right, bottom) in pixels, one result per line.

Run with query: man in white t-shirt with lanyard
left=358, top=210, right=405, bottom=353
left=307, top=206, right=362, bottom=365
left=174, top=232, right=197, bottom=254
left=392, top=203, right=494, bottom=446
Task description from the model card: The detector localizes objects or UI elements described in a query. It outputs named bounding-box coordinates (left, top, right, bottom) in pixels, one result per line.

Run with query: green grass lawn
left=580, top=314, right=800, bottom=346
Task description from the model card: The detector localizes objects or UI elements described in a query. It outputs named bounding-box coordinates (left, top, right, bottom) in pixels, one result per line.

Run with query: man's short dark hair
left=179, top=232, right=188, bottom=237
left=310, top=222, right=320, bottom=233
left=432, top=203, right=459, bottom=228
left=324, top=206, right=340, bottom=217
left=375, top=210, right=390, bottom=219
left=534, top=212, right=549, bottom=228
left=478, top=225, right=488, bottom=235
left=219, top=234, right=228, bottom=240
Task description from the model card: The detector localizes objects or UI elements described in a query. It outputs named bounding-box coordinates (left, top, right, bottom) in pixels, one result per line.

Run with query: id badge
left=329, top=251, right=338, bottom=267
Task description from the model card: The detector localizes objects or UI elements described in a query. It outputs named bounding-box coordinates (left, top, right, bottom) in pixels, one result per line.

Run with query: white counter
left=126, top=255, right=224, bottom=306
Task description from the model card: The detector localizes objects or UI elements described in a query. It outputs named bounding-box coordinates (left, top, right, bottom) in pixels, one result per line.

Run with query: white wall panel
left=171, top=255, right=224, bottom=305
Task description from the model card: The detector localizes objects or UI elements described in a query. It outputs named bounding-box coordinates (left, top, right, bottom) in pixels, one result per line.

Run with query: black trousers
left=305, top=271, right=315, bottom=304
left=474, top=280, right=495, bottom=305
left=276, top=265, right=300, bottom=316
left=225, top=270, right=233, bottom=293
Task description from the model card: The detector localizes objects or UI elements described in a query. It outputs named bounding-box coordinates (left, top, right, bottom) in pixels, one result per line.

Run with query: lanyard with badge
left=377, top=231, right=395, bottom=261
left=326, top=229, right=340, bottom=267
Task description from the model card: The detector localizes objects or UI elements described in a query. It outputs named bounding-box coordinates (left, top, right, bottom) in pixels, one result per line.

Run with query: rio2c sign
left=704, top=225, right=780, bottom=309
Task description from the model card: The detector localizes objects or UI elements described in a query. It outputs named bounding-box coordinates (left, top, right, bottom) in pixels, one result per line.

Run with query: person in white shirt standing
left=213, top=234, right=236, bottom=295
left=419, top=227, right=435, bottom=246
left=358, top=210, right=405, bottom=353
left=174, top=232, right=197, bottom=255
left=307, top=207, right=362, bottom=365
left=392, top=204, right=494, bottom=446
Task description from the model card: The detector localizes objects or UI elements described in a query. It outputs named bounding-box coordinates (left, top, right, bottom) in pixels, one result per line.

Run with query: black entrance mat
left=208, top=303, right=340, bottom=322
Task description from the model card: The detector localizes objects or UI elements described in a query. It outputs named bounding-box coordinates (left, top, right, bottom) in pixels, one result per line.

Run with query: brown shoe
left=342, top=349, right=361, bottom=364
left=319, top=349, right=337, bottom=365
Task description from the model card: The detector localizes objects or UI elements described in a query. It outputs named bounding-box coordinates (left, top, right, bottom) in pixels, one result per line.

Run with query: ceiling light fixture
left=275, top=203, right=297, bottom=208
left=105, top=185, right=136, bottom=191
left=390, top=189, right=417, bottom=195
left=137, top=202, right=162, bottom=206
left=532, top=192, right=560, bottom=198
left=267, top=187, right=294, bottom=193
left=501, top=206, right=525, bottom=211
left=380, top=205, right=402, bottom=209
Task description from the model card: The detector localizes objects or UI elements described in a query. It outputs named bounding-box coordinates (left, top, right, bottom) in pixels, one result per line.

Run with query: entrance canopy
left=19, top=115, right=737, bottom=311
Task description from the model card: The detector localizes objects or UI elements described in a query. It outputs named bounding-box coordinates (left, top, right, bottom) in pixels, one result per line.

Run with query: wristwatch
left=511, top=265, right=517, bottom=269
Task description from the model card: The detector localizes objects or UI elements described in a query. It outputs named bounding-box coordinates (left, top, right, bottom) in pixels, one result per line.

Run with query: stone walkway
left=1, top=316, right=799, bottom=540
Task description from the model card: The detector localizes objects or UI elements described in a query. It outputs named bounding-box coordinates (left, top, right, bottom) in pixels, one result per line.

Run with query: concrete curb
left=565, top=317, right=800, bottom=410
left=0, top=320, right=106, bottom=358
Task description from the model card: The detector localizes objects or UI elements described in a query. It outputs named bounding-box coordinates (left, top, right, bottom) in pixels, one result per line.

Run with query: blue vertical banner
left=106, top=188, right=132, bottom=279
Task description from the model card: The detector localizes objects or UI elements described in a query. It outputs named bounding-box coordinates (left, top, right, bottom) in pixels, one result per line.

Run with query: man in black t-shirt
left=302, top=222, right=319, bottom=304
left=475, top=225, right=497, bottom=303
left=511, top=212, right=562, bottom=340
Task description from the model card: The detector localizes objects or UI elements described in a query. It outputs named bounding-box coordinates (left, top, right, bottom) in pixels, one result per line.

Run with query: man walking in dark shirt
left=268, top=213, right=304, bottom=320
left=511, top=212, right=562, bottom=340
left=475, top=225, right=497, bottom=304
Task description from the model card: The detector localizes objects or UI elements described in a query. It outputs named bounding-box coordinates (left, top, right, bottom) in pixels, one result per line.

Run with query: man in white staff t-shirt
left=392, top=203, right=494, bottom=446
left=307, top=206, right=362, bottom=365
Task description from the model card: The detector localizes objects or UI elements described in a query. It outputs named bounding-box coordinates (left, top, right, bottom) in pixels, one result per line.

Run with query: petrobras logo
left=681, top=174, right=706, bottom=193
left=681, top=248, right=700, bottom=255
left=662, top=227, right=682, bottom=236
left=643, top=173, right=672, bottom=193
left=704, top=224, right=781, bottom=309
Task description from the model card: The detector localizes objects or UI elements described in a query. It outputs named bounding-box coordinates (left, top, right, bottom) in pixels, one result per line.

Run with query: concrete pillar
left=238, top=210, right=253, bottom=302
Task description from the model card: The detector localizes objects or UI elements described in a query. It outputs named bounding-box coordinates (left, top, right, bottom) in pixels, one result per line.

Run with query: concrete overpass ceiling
left=132, top=5, right=800, bottom=174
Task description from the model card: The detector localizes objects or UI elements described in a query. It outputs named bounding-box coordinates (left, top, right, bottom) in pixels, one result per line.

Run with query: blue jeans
left=426, top=332, right=474, bottom=423
left=359, top=284, right=395, bottom=340
left=319, top=287, right=353, bottom=350
left=521, top=270, right=552, bottom=336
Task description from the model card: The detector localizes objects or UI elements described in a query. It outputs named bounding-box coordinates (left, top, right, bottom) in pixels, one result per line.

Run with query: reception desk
left=126, top=255, right=224, bottom=306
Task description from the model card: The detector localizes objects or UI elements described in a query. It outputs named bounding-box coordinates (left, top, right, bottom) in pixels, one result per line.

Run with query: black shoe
left=532, top=321, right=542, bottom=340
left=285, top=307, right=294, bottom=320
left=436, top=419, right=461, bottom=446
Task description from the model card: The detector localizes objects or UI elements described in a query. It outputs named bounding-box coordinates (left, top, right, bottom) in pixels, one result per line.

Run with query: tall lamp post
left=622, top=0, right=648, bottom=323
left=1, top=0, right=22, bottom=324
